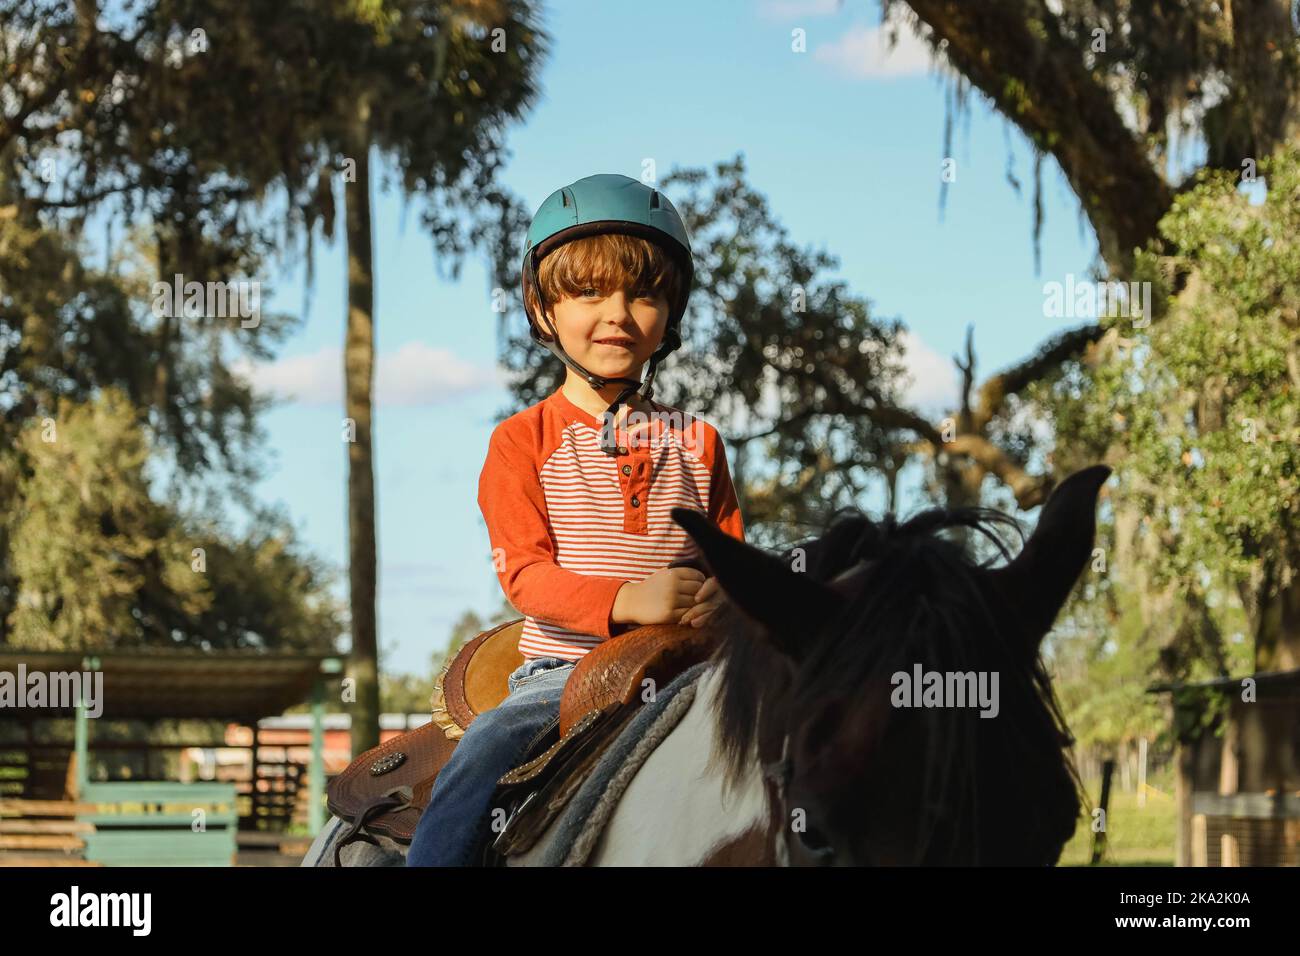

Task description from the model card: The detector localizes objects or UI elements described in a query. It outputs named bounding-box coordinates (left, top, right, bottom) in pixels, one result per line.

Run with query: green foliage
left=0, top=199, right=340, bottom=653
left=6, top=389, right=208, bottom=647
left=184, top=510, right=344, bottom=652
left=2, top=389, right=343, bottom=651
left=0, top=185, right=286, bottom=496
left=1097, top=148, right=1299, bottom=601
left=1050, top=586, right=1165, bottom=747
left=1041, top=0, right=1294, bottom=168
left=1058, top=786, right=1178, bottom=867
left=0, top=202, right=152, bottom=430
left=1043, top=148, right=1300, bottom=746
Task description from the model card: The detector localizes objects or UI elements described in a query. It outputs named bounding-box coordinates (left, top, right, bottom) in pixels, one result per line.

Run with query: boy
left=406, top=174, right=744, bottom=867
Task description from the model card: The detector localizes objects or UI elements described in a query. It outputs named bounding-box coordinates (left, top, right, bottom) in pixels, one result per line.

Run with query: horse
left=306, top=464, right=1109, bottom=866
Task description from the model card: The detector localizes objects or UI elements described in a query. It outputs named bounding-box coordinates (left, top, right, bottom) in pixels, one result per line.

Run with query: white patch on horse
left=583, top=664, right=769, bottom=865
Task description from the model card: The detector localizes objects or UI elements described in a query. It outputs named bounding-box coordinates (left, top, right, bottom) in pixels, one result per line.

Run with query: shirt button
left=630, top=495, right=640, bottom=508
left=621, top=464, right=632, bottom=476
left=617, top=446, right=629, bottom=455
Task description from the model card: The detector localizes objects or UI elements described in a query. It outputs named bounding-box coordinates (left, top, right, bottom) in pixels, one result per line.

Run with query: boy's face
left=546, top=284, right=670, bottom=380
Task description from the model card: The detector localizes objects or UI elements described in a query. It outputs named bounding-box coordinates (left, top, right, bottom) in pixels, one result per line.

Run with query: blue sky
left=240, top=0, right=1104, bottom=675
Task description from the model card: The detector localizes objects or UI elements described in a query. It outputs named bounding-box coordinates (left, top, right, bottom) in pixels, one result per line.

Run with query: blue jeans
left=406, top=656, right=574, bottom=867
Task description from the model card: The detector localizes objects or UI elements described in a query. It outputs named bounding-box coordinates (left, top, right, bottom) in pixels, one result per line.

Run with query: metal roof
left=0, top=650, right=344, bottom=720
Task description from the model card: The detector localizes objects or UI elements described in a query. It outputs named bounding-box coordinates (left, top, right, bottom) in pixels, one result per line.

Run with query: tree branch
left=943, top=433, right=1050, bottom=507
left=971, top=321, right=1105, bottom=431
left=903, top=0, right=1172, bottom=270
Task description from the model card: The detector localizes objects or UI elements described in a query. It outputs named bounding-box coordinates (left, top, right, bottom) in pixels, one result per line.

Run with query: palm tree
left=320, top=0, right=547, bottom=753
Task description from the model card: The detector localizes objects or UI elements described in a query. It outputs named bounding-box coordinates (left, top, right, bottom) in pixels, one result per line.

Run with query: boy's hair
left=524, top=233, right=685, bottom=339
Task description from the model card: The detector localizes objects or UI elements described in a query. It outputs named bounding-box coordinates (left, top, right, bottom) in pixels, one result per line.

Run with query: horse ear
left=983, top=465, right=1110, bottom=651
left=672, top=508, right=844, bottom=659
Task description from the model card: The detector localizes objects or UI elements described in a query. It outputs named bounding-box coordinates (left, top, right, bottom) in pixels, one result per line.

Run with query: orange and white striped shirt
left=477, top=387, right=745, bottom=661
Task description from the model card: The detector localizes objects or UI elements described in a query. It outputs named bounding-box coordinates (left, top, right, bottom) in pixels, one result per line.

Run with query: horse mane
left=708, top=503, right=1084, bottom=861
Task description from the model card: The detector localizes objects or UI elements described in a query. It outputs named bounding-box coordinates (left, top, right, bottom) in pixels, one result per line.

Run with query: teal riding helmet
left=521, top=174, right=695, bottom=433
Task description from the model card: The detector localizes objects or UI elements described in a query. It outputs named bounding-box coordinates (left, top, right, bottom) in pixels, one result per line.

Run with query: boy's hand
left=679, top=576, right=724, bottom=628
left=612, top=567, right=705, bottom=626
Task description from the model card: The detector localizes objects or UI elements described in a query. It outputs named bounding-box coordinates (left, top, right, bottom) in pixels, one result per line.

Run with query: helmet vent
left=650, top=190, right=661, bottom=209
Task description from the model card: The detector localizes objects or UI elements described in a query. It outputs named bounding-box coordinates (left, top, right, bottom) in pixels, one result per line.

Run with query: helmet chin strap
left=527, top=253, right=678, bottom=453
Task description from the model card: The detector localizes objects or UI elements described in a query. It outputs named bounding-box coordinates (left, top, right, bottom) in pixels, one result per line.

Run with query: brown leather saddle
left=326, top=617, right=719, bottom=860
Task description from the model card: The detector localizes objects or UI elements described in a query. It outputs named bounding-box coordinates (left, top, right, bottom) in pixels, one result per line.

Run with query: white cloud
left=234, top=348, right=338, bottom=406
left=897, top=329, right=957, bottom=414
left=378, top=341, right=500, bottom=406
left=236, top=342, right=500, bottom=407
left=757, top=0, right=841, bottom=19
left=813, top=21, right=940, bottom=79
